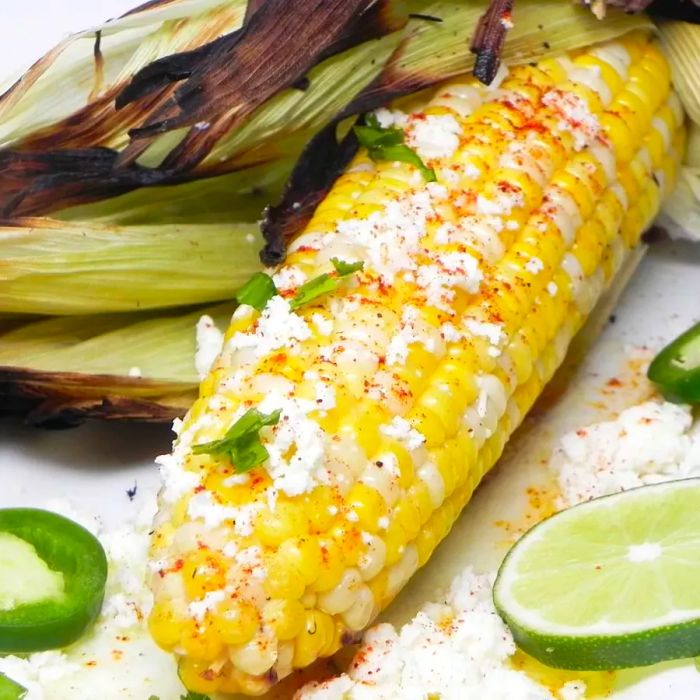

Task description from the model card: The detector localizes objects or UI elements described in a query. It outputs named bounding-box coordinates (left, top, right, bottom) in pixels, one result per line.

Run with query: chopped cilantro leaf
left=377, top=144, right=437, bottom=182
left=192, top=408, right=281, bottom=473
left=181, top=693, right=211, bottom=700
left=0, top=673, right=26, bottom=700
left=290, top=258, right=364, bottom=310
left=290, top=274, right=337, bottom=310
left=354, top=114, right=436, bottom=182
left=236, top=272, right=278, bottom=311
left=331, top=258, right=364, bottom=276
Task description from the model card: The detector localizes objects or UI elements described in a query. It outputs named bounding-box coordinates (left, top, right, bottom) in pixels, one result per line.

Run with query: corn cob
left=148, top=32, right=685, bottom=696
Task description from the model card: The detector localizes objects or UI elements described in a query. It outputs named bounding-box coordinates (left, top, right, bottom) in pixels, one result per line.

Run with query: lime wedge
left=493, top=478, right=700, bottom=670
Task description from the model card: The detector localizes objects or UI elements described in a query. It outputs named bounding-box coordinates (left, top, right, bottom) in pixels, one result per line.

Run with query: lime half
left=493, top=478, right=700, bottom=670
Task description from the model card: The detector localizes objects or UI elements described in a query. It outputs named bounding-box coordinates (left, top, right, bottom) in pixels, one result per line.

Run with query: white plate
left=1, top=4, right=699, bottom=698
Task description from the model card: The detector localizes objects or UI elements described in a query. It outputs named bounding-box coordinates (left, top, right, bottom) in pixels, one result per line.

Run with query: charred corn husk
left=148, top=33, right=685, bottom=696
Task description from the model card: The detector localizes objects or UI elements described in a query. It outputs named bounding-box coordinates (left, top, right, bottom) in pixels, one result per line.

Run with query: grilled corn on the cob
left=148, top=32, right=685, bottom=696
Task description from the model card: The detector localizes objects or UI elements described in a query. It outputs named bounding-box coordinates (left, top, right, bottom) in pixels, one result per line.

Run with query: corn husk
left=0, top=219, right=261, bottom=315
left=0, top=0, right=651, bottom=218
left=657, top=20, right=700, bottom=125
left=0, top=303, right=232, bottom=425
left=655, top=20, right=700, bottom=240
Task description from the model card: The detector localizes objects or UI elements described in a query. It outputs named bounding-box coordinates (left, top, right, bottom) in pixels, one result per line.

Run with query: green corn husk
left=657, top=20, right=700, bottom=125
left=656, top=21, right=700, bottom=238
left=0, top=0, right=653, bottom=218
left=661, top=123, right=700, bottom=240
left=0, top=304, right=231, bottom=424
left=0, top=219, right=261, bottom=315
left=57, top=159, right=291, bottom=226
left=0, top=1, right=248, bottom=148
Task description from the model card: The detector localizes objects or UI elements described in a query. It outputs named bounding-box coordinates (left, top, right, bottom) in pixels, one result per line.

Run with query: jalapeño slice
left=648, top=321, right=700, bottom=404
left=0, top=508, right=107, bottom=653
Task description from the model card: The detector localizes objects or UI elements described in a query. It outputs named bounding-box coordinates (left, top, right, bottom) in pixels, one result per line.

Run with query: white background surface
left=0, top=0, right=137, bottom=81
left=0, top=2, right=699, bottom=698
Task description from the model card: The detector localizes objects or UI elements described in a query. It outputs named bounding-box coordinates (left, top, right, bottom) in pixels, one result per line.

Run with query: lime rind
left=493, top=479, right=700, bottom=669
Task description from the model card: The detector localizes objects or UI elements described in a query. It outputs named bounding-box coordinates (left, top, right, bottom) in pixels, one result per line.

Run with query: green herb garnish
left=192, top=408, right=282, bottom=473
left=235, top=272, right=278, bottom=311
left=0, top=673, right=27, bottom=700
left=354, top=113, right=436, bottom=182
left=181, top=693, right=211, bottom=700
left=290, top=258, right=364, bottom=310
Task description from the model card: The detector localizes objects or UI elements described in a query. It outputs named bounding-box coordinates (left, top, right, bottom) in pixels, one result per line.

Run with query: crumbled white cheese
left=440, top=323, right=463, bottom=343
left=426, top=182, right=449, bottom=201
left=237, top=546, right=266, bottom=580
left=416, top=251, right=483, bottom=310
left=188, top=589, right=226, bottom=622
left=0, top=652, right=79, bottom=700
left=311, top=313, right=334, bottom=336
left=228, top=296, right=311, bottom=358
left=232, top=501, right=264, bottom=537
left=256, top=395, right=329, bottom=496
left=272, top=265, right=307, bottom=291
left=374, top=107, right=408, bottom=129
left=555, top=401, right=700, bottom=509
left=380, top=416, right=426, bottom=451
left=334, top=191, right=434, bottom=284
left=187, top=491, right=238, bottom=528
left=559, top=681, right=587, bottom=700
left=315, top=382, right=337, bottom=410
left=296, top=569, right=569, bottom=700
left=465, top=319, right=504, bottom=346
left=194, top=314, right=224, bottom=380
left=387, top=306, right=438, bottom=366
left=155, top=452, right=201, bottom=505
left=542, top=88, right=602, bottom=151
left=524, top=256, right=544, bottom=275
left=547, top=282, right=558, bottom=297
left=476, top=186, right=525, bottom=216
left=406, top=114, right=462, bottom=160
left=127, top=366, right=142, bottom=378
left=500, top=15, right=514, bottom=29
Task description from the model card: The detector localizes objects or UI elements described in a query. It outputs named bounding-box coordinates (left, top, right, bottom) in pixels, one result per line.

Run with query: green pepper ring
left=648, top=321, right=700, bottom=404
left=0, top=508, right=108, bottom=654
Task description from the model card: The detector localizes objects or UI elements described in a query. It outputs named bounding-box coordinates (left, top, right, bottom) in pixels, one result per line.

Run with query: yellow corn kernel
left=347, top=482, right=387, bottom=532
left=255, top=501, right=309, bottom=547
left=264, top=554, right=306, bottom=600
left=304, top=485, right=340, bottom=534
left=148, top=600, right=182, bottom=649
left=180, top=620, right=225, bottom=662
left=310, top=538, right=346, bottom=593
left=392, top=498, right=422, bottom=542
left=276, top=536, right=323, bottom=586
left=178, top=658, right=223, bottom=695
left=182, top=549, right=227, bottom=600
left=574, top=55, right=625, bottom=96
left=293, top=611, right=336, bottom=668
left=217, top=599, right=259, bottom=645
left=263, top=599, right=306, bottom=641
